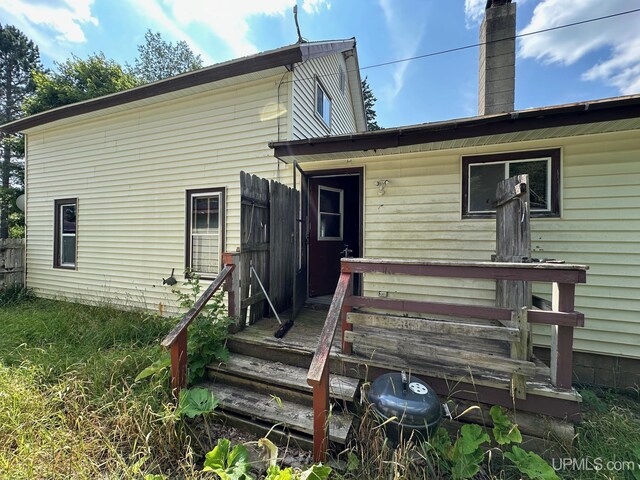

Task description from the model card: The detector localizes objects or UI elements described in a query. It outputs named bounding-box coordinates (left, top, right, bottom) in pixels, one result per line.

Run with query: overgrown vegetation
left=1, top=294, right=639, bottom=477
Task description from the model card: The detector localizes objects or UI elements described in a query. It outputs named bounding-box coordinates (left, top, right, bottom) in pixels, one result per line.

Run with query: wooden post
left=341, top=271, right=353, bottom=355
left=312, top=365, right=330, bottom=463
left=510, top=307, right=528, bottom=399
left=551, top=283, right=575, bottom=389
left=223, top=252, right=242, bottom=330
left=170, top=329, right=188, bottom=393
left=495, top=174, right=532, bottom=356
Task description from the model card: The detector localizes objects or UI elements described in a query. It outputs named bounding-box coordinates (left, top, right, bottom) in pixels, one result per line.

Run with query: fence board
left=0, top=239, right=24, bottom=288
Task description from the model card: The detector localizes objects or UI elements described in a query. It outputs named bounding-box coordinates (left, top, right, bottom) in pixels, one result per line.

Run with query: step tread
left=208, top=354, right=360, bottom=402
left=200, top=381, right=353, bottom=444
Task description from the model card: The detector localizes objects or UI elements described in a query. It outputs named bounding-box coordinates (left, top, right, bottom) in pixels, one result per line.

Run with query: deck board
left=230, top=305, right=580, bottom=403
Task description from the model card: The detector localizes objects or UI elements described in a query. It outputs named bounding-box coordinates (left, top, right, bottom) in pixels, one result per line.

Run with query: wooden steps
left=202, top=353, right=360, bottom=446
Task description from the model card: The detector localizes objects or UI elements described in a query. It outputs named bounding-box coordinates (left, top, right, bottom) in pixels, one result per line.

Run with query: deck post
left=170, top=329, right=188, bottom=393
left=312, top=365, right=330, bottom=462
left=223, top=252, right=242, bottom=330
left=551, top=283, right=575, bottom=388
left=341, top=271, right=353, bottom=355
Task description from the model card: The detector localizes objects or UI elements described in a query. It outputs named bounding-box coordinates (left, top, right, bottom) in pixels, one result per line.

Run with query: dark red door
left=308, top=174, right=361, bottom=297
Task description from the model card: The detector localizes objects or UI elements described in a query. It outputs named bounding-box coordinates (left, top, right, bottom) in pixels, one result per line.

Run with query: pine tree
left=362, top=77, right=381, bottom=131
left=0, top=24, right=41, bottom=238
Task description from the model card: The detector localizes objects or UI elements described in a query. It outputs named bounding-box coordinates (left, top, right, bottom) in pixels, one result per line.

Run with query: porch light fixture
left=375, top=179, right=390, bottom=196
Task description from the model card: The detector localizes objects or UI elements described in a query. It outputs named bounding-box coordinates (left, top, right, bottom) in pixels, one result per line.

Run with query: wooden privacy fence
left=239, top=172, right=297, bottom=328
left=306, top=257, right=587, bottom=462
left=0, top=239, right=24, bottom=288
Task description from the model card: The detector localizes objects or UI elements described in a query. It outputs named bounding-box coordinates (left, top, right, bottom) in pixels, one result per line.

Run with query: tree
left=362, top=77, right=381, bottom=131
left=129, top=30, right=203, bottom=83
left=0, top=24, right=41, bottom=238
left=24, top=53, right=139, bottom=115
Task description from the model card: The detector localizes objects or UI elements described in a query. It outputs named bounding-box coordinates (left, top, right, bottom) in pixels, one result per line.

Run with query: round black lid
left=368, top=373, right=442, bottom=426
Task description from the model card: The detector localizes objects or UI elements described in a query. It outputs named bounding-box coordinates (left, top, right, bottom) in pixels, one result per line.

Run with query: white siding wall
left=291, top=53, right=357, bottom=139
left=25, top=75, right=295, bottom=311
left=301, top=129, right=640, bottom=359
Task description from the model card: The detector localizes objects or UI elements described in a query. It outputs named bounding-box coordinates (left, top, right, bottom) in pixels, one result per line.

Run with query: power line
left=360, top=7, right=640, bottom=72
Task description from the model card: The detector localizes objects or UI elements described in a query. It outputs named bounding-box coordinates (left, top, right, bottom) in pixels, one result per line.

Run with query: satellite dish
left=16, top=194, right=25, bottom=212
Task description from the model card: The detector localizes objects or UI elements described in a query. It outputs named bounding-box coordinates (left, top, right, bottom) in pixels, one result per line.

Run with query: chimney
left=478, top=0, right=516, bottom=115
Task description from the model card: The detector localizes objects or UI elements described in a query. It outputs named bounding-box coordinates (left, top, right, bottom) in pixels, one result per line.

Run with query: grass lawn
left=1, top=295, right=639, bottom=479
left=0, top=297, right=198, bottom=478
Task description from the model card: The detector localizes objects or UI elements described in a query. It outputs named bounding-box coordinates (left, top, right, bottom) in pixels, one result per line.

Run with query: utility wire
left=360, top=7, right=640, bottom=72
left=281, top=7, right=640, bottom=85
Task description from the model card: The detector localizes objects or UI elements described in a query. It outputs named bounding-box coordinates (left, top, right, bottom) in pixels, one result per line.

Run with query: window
left=318, top=186, right=343, bottom=240
left=54, top=198, right=77, bottom=268
left=315, top=78, right=331, bottom=127
left=186, top=188, right=224, bottom=277
left=462, top=149, right=560, bottom=218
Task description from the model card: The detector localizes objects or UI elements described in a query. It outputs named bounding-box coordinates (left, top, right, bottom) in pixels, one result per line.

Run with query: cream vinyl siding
left=291, top=53, right=357, bottom=139
left=301, top=129, right=640, bottom=359
left=25, top=75, right=295, bottom=310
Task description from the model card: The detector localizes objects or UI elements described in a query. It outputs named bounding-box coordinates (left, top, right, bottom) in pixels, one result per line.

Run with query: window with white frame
left=461, top=149, right=560, bottom=218
left=315, top=78, right=331, bottom=127
left=187, top=188, right=224, bottom=277
left=318, top=186, right=343, bottom=240
left=54, top=198, right=77, bottom=268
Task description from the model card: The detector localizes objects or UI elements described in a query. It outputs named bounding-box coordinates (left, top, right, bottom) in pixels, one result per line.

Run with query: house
left=1, top=39, right=366, bottom=312
left=270, top=1, right=640, bottom=390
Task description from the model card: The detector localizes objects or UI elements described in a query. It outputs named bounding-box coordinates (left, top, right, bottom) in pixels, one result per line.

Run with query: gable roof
left=1, top=39, right=358, bottom=134
left=271, top=94, right=640, bottom=162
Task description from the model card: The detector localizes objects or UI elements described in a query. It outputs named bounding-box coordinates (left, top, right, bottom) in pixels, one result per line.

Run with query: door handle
left=341, top=244, right=353, bottom=258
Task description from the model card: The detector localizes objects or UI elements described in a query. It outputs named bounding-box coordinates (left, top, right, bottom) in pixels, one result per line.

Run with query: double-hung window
left=54, top=198, right=77, bottom=268
left=315, top=77, right=331, bottom=128
left=462, top=149, right=560, bottom=218
left=186, top=188, right=224, bottom=277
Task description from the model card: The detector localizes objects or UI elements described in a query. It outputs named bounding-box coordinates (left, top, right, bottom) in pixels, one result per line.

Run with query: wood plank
left=510, top=308, right=528, bottom=400
left=347, top=312, right=520, bottom=341
left=345, top=295, right=513, bottom=322
left=528, top=309, right=584, bottom=327
left=341, top=258, right=588, bottom=284
left=208, top=354, right=359, bottom=402
left=202, top=382, right=353, bottom=444
left=343, top=330, right=536, bottom=377
left=241, top=292, right=266, bottom=309
left=551, top=283, right=576, bottom=389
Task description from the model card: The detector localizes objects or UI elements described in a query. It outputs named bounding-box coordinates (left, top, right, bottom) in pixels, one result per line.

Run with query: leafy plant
left=135, top=352, right=171, bottom=382
left=259, top=437, right=331, bottom=480
left=422, top=424, right=490, bottom=479
left=203, top=438, right=252, bottom=480
left=175, top=387, right=219, bottom=419
left=504, top=446, right=559, bottom=480
left=490, top=405, right=523, bottom=445
left=173, top=271, right=232, bottom=384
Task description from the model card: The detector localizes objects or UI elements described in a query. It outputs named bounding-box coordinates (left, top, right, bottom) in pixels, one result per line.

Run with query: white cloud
left=0, top=0, right=98, bottom=59
left=378, top=0, right=425, bottom=101
left=464, top=0, right=485, bottom=28
left=126, top=0, right=214, bottom=64
left=519, top=0, right=640, bottom=94
left=157, top=0, right=330, bottom=59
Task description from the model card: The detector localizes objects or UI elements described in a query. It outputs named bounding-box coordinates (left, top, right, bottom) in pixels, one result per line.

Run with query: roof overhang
left=1, top=39, right=358, bottom=135
left=270, top=94, right=640, bottom=163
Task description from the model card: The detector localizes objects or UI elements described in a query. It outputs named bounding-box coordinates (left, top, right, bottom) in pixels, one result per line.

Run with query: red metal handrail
left=161, top=259, right=236, bottom=392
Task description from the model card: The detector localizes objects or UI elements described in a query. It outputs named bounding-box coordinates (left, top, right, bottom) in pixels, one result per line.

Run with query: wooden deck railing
left=161, top=253, right=238, bottom=393
left=307, top=258, right=588, bottom=462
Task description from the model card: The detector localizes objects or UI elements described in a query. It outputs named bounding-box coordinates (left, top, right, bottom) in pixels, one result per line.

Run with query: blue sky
left=1, top=0, right=639, bottom=128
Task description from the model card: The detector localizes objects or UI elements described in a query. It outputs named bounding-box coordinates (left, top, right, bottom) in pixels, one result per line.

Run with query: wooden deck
left=229, top=305, right=582, bottom=420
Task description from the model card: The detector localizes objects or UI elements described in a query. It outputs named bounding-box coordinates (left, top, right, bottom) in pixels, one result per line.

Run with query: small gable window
left=54, top=198, right=77, bottom=269
left=315, top=77, right=331, bottom=127
left=462, top=149, right=560, bottom=218
left=186, top=188, right=225, bottom=278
